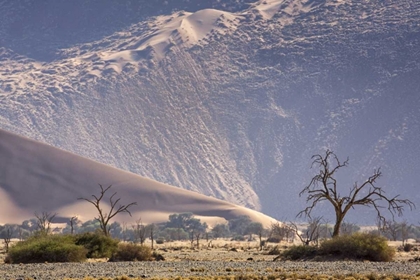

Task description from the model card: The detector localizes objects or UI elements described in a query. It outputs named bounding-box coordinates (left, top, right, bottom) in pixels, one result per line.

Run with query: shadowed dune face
left=0, top=129, right=277, bottom=226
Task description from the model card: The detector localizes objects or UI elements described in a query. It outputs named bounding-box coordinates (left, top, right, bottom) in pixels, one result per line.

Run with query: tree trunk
left=333, top=212, right=344, bottom=237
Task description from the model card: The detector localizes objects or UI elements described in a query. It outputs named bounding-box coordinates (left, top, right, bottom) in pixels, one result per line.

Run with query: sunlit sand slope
left=0, top=129, right=276, bottom=226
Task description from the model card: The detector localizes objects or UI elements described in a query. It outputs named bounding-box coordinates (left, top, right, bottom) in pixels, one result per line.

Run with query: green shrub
left=5, top=235, right=87, bottom=263
left=320, top=232, right=395, bottom=262
left=109, top=243, right=152, bottom=261
left=74, top=232, right=118, bottom=258
left=281, top=245, right=318, bottom=260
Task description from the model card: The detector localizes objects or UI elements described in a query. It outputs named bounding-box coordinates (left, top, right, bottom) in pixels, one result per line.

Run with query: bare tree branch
left=79, top=184, right=137, bottom=236
left=298, top=150, right=415, bottom=237
left=289, top=216, right=322, bottom=246
left=34, top=211, right=56, bottom=235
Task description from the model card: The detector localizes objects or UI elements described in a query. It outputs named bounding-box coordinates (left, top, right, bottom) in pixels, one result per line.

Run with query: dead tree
left=340, top=221, right=360, bottom=236
left=2, top=227, right=12, bottom=253
left=383, top=219, right=400, bottom=241
left=289, top=216, right=322, bottom=246
left=69, top=216, right=79, bottom=235
left=270, top=222, right=294, bottom=243
left=132, top=218, right=147, bottom=245
left=34, top=211, right=57, bottom=235
left=298, top=150, right=414, bottom=237
left=79, top=184, right=137, bottom=236
left=400, top=220, right=410, bottom=246
left=146, top=223, right=157, bottom=249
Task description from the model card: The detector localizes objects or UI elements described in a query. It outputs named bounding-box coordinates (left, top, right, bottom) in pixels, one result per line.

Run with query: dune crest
left=0, top=129, right=276, bottom=226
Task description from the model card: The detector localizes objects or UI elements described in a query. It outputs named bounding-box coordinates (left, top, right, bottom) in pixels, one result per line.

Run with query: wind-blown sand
left=0, top=129, right=277, bottom=226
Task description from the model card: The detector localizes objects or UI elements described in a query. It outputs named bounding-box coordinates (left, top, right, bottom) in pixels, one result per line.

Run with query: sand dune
left=0, top=129, right=276, bottom=226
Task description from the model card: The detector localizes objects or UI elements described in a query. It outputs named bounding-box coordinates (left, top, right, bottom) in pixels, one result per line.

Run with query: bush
left=403, top=243, right=414, bottom=252
left=5, top=235, right=87, bottom=263
left=267, top=245, right=281, bottom=255
left=74, top=232, right=118, bottom=258
left=109, top=243, right=152, bottom=262
left=156, top=238, right=165, bottom=244
left=266, top=237, right=282, bottom=243
left=231, top=235, right=246, bottom=241
left=320, top=232, right=395, bottom=262
left=281, top=245, right=318, bottom=260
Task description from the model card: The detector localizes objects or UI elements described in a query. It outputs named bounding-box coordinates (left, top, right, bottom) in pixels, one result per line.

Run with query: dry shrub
left=267, top=245, right=281, bottom=255
left=109, top=243, right=152, bottom=261
left=281, top=245, right=318, bottom=260
left=320, top=232, right=395, bottom=262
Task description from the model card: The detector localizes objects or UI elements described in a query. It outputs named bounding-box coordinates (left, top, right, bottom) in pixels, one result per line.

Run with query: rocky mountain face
left=1, top=0, right=419, bottom=223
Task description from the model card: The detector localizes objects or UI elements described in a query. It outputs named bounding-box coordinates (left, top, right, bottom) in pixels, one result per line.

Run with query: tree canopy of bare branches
left=34, top=211, right=56, bottom=235
left=289, top=217, right=323, bottom=246
left=298, top=150, right=415, bottom=237
left=79, top=184, right=137, bottom=236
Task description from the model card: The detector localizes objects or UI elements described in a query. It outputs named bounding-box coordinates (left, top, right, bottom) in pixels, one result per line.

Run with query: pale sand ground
left=1, top=240, right=420, bottom=279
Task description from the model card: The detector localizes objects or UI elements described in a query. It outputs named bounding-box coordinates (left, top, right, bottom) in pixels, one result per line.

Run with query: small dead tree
left=69, top=216, right=79, bottom=235
left=34, top=211, right=57, bottom=235
left=340, top=221, right=360, bottom=236
left=2, top=226, right=12, bottom=253
left=298, top=150, right=415, bottom=237
left=318, top=219, right=333, bottom=239
left=122, top=222, right=127, bottom=241
left=290, top=216, right=322, bottom=246
left=146, top=223, right=157, bottom=249
left=400, top=220, right=409, bottom=246
left=132, top=218, right=147, bottom=245
left=383, top=219, right=400, bottom=241
left=18, top=227, right=23, bottom=241
left=79, top=184, right=137, bottom=236
left=270, top=222, right=294, bottom=243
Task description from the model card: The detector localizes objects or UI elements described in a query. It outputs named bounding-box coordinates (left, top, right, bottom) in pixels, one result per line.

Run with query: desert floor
left=1, top=239, right=420, bottom=279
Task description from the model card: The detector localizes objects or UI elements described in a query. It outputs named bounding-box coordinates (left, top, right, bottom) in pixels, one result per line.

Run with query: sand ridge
left=0, top=129, right=277, bottom=226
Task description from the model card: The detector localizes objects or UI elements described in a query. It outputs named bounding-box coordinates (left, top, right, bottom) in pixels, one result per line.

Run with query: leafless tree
left=375, top=216, right=385, bottom=236
left=18, top=227, right=23, bottom=241
left=298, top=150, right=415, bottom=237
left=270, top=222, right=294, bottom=243
left=34, top=211, right=57, bottom=235
left=79, top=184, right=137, bottom=236
left=318, top=219, right=333, bottom=239
left=69, top=216, right=79, bottom=235
left=400, top=220, right=409, bottom=246
left=2, top=226, right=12, bottom=253
left=121, top=222, right=127, bottom=241
left=194, top=231, right=201, bottom=248
left=383, top=219, right=400, bottom=241
left=132, top=218, right=147, bottom=245
left=146, top=223, right=157, bottom=249
left=289, top=216, right=322, bottom=246
left=340, top=221, right=360, bottom=236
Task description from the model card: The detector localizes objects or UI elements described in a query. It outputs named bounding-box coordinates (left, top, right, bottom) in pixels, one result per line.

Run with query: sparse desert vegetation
left=2, top=234, right=420, bottom=279
left=280, top=233, right=396, bottom=262
left=1, top=151, right=419, bottom=278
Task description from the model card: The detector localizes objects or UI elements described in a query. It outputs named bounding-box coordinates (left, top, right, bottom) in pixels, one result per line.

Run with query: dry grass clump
left=320, top=233, right=395, bottom=262
left=108, top=243, right=152, bottom=262
left=281, top=233, right=395, bottom=262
